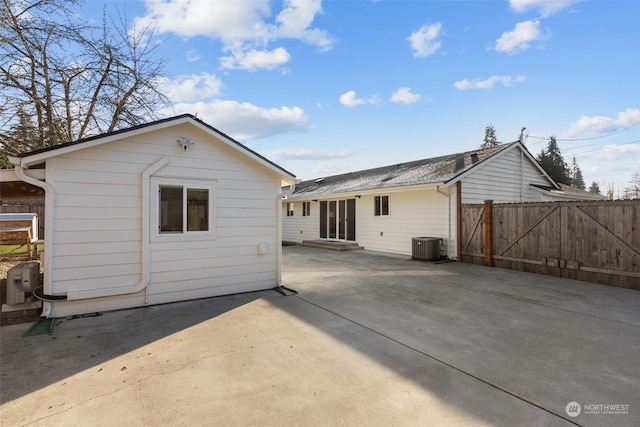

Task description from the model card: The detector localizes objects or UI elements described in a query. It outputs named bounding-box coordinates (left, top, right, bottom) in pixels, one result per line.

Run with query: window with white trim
left=287, top=202, right=294, bottom=217
left=374, top=195, right=389, bottom=216
left=302, top=201, right=311, bottom=217
left=153, top=178, right=214, bottom=237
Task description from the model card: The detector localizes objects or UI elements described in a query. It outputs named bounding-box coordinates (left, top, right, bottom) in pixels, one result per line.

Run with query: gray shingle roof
left=289, top=142, right=513, bottom=198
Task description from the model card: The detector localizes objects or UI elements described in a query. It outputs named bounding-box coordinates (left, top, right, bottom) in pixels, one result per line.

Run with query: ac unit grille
left=412, top=237, right=442, bottom=261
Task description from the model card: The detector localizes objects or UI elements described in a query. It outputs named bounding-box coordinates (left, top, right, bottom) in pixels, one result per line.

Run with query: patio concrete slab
left=1, top=245, right=638, bottom=426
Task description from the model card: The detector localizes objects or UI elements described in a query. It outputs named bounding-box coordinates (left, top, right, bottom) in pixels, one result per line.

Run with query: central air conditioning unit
left=412, top=237, right=442, bottom=261
left=6, top=262, right=40, bottom=305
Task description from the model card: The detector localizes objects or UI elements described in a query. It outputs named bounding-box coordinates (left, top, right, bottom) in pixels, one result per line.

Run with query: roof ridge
left=300, top=141, right=513, bottom=184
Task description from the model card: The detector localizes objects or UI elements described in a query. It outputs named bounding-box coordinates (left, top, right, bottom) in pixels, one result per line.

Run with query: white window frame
left=302, top=201, right=311, bottom=217
left=374, top=195, right=389, bottom=216
left=151, top=177, right=216, bottom=241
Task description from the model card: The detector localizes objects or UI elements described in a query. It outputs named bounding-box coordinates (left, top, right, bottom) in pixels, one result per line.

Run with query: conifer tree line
left=535, top=136, right=586, bottom=190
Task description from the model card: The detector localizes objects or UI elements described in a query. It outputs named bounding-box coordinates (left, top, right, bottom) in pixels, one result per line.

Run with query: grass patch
left=0, top=244, right=44, bottom=256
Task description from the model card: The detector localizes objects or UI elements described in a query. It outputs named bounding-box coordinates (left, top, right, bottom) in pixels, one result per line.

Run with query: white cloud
left=454, top=75, right=526, bottom=90
left=169, top=99, right=309, bottom=141
left=563, top=108, right=640, bottom=137
left=261, top=147, right=352, bottom=160
left=134, top=0, right=334, bottom=71
left=339, top=90, right=368, bottom=107
left=509, top=0, right=582, bottom=17
left=159, top=73, right=223, bottom=102
left=495, top=20, right=550, bottom=54
left=135, top=0, right=271, bottom=40
left=220, top=47, right=291, bottom=71
left=597, top=143, right=640, bottom=161
left=408, top=23, right=443, bottom=58
left=271, top=0, right=334, bottom=51
left=390, top=87, right=422, bottom=104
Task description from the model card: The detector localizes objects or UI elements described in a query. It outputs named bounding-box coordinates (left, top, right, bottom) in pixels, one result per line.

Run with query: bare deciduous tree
left=0, top=0, right=171, bottom=163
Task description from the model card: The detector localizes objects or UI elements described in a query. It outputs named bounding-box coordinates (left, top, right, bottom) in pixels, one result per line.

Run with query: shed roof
left=10, top=114, right=295, bottom=180
left=288, top=142, right=517, bottom=198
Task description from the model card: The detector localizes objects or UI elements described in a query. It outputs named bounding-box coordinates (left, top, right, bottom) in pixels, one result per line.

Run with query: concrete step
left=299, top=240, right=364, bottom=251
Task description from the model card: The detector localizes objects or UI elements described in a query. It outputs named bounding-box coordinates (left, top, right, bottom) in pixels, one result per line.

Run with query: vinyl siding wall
left=46, top=123, right=281, bottom=317
left=357, top=189, right=451, bottom=256
left=460, top=147, right=550, bottom=204
left=282, top=201, right=318, bottom=242
left=283, top=188, right=454, bottom=258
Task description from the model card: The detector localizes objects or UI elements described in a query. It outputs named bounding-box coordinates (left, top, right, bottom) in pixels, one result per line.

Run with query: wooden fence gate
left=460, top=200, right=640, bottom=290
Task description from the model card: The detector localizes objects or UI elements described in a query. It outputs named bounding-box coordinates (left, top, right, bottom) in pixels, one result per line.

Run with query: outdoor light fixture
left=177, top=137, right=195, bottom=151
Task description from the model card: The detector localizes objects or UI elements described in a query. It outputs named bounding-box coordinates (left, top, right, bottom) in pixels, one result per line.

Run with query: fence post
left=484, top=200, right=493, bottom=266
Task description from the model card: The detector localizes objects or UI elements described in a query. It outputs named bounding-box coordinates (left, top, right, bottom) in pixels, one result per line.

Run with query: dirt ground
left=0, top=258, right=42, bottom=326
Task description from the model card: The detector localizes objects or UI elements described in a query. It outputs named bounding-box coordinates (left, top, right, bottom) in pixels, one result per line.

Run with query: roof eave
left=287, top=182, right=446, bottom=200
left=14, top=115, right=296, bottom=180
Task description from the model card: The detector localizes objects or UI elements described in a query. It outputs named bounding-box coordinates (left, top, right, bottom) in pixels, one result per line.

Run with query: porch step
left=300, top=240, right=364, bottom=251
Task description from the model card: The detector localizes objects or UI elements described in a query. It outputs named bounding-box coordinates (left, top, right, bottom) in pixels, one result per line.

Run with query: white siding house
left=8, top=114, right=295, bottom=318
left=283, top=141, right=603, bottom=258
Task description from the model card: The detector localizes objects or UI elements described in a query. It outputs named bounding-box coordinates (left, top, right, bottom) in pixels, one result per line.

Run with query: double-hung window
left=153, top=178, right=214, bottom=238
left=287, top=202, right=295, bottom=217
left=302, top=201, right=311, bottom=217
left=374, top=195, right=389, bottom=216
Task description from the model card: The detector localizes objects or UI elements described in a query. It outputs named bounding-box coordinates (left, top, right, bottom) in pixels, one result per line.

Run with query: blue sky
left=86, top=0, right=639, bottom=193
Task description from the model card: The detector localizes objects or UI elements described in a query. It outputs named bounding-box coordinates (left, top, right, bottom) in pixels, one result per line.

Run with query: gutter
left=66, top=157, right=169, bottom=301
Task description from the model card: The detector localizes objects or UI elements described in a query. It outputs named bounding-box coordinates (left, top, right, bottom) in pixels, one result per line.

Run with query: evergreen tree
left=481, top=124, right=498, bottom=149
left=570, top=157, right=585, bottom=189
left=536, top=136, right=571, bottom=185
left=0, top=108, right=40, bottom=168
left=588, top=181, right=601, bottom=195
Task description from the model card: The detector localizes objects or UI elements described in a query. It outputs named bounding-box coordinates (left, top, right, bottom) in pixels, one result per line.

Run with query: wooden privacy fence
left=460, top=200, right=640, bottom=290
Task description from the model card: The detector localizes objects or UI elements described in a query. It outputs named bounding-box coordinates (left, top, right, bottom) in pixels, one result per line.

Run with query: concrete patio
left=1, top=245, right=638, bottom=426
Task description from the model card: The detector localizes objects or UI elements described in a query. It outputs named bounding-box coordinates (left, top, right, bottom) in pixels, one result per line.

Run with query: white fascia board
left=0, top=168, right=46, bottom=181
left=0, top=168, right=19, bottom=181
left=286, top=182, right=444, bottom=201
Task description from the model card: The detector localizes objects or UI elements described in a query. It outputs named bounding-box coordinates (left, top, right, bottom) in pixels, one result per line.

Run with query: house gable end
left=11, top=115, right=295, bottom=181
left=444, top=141, right=558, bottom=189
